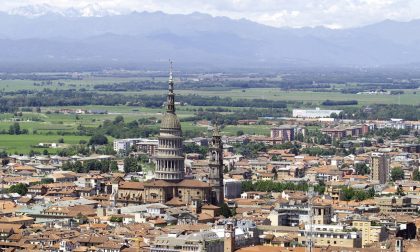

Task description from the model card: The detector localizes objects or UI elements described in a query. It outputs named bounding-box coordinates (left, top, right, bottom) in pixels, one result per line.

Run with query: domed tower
left=155, top=61, right=185, bottom=181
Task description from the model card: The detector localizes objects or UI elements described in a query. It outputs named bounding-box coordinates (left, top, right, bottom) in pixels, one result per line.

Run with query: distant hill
left=1, top=10, right=420, bottom=70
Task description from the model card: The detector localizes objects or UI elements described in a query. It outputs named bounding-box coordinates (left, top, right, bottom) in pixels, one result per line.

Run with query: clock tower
left=224, top=221, right=235, bottom=252
left=208, top=125, right=224, bottom=206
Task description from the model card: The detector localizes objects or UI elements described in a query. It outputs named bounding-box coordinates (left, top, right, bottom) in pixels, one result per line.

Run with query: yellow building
left=352, top=220, right=388, bottom=247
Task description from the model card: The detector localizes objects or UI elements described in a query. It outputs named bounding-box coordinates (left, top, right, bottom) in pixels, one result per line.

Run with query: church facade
left=112, top=63, right=224, bottom=207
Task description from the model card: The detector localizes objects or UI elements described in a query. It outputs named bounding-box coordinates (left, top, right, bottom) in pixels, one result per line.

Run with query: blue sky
left=2, top=0, right=420, bottom=28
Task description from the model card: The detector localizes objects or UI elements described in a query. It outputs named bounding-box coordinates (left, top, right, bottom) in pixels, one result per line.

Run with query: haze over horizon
left=2, top=1, right=420, bottom=71
left=2, top=0, right=420, bottom=29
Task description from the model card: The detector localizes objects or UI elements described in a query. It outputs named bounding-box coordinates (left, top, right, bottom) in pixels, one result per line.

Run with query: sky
left=2, top=0, right=420, bottom=28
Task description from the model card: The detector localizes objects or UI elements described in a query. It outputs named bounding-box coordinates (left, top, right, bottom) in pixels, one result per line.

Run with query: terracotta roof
left=119, top=181, right=144, bottom=190
left=198, top=212, right=214, bottom=221
left=202, top=204, right=220, bottom=210
left=343, top=174, right=369, bottom=180
left=144, top=180, right=174, bottom=187
left=0, top=223, right=23, bottom=233
left=165, top=197, right=185, bottom=206
left=176, top=179, right=210, bottom=188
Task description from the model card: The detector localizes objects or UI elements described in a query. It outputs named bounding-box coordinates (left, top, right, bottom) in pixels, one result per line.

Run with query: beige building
left=375, top=196, right=416, bottom=214
left=370, top=152, right=389, bottom=184
left=312, top=199, right=332, bottom=225
left=352, top=220, right=388, bottom=247
left=298, top=224, right=362, bottom=248
left=151, top=230, right=223, bottom=252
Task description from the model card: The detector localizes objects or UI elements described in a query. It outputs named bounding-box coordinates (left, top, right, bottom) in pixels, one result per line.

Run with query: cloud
left=2, top=0, right=420, bottom=28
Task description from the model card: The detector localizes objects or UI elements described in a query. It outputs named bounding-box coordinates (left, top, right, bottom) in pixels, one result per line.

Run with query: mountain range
left=1, top=7, right=420, bottom=71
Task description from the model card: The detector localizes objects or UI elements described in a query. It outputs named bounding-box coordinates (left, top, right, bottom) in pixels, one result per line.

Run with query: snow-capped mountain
left=8, top=4, right=60, bottom=17
left=1, top=10, right=420, bottom=70
left=8, top=4, right=120, bottom=17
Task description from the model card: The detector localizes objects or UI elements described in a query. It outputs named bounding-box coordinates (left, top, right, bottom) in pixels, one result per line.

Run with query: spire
left=167, top=59, right=175, bottom=113
left=169, top=59, right=174, bottom=90
left=213, top=123, right=221, bottom=137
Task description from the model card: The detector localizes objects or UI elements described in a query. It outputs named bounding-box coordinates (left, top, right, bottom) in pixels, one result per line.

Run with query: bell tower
left=224, top=221, right=235, bottom=252
left=208, top=125, right=224, bottom=206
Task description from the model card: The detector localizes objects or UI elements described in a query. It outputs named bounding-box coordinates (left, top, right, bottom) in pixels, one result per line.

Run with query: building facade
left=370, top=152, right=389, bottom=184
left=352, top=220, right=388, bottom=247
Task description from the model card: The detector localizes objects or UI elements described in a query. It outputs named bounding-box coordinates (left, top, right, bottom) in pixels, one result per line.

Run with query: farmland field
left=1, top=75, right=419, bottom=154
left=0, top=134, right=90, bottom=154
left=140, top=88, right=420, bottom=106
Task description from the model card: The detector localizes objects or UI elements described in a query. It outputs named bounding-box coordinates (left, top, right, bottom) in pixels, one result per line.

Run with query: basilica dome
left=160, top=112, right=181, bottom=130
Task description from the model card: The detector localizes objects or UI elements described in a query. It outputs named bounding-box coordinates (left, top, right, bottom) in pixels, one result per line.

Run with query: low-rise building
left=375, top=196, right=416, bottom=214
left=293, top=108, right=342, bottom=118
left=298, top=224, right=362, bottom=248
left=150, top=230, right=223, bottom=252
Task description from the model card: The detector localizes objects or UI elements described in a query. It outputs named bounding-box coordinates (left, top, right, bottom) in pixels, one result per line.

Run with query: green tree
left=110, top=161, right=119, bottom=172
left=0, top=150, right=8, bottom=158
left=8, top=122, right=21, bottom=135
left=8, top=183, right=28, bottom=195
left=89, top=134, right=108, bottom=145
left=236, top=130, right=244, bottom=136
left=391, top=167, right=404, bottom=181
left=40, top=178, right=54, bottom=184
left=413, top=170, right=420, bottom=181
left=272, top=168, right=278, bottom=180
left=220, top=203, right=232, bottom=218
left=124, top=157, right=141, bottom=173
left=396, top=186, right=405, bottom=196
left=367, top=187, right=375, bottom=198
left=314, top=180, right=326, bottom=195
left=353, top=190, right=368, bottom=201
left=355, top=163, right=370, bottom=175
left=110, top=216, right=123, bottom=222
left=340, top=187, right=354, bottom=201
left=113, top=115, right=124, bottom=125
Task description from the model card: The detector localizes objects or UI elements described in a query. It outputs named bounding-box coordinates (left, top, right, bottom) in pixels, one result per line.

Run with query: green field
left=0, top=134, right=90, bottom=154
left=1, top=75, right=419, bottom=154
left=2, top=75, right=419, bottom=106
left=139, top=88, right=420, bottom=106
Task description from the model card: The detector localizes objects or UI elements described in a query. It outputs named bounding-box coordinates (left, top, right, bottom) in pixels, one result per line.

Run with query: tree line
left=241, top=180, right=325, bottom=194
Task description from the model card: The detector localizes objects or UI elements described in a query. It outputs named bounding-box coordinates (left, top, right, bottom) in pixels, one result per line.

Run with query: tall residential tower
left=370, top=152, right=389, bottom=184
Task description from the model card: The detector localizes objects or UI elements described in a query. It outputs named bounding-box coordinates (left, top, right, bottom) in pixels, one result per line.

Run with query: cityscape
left=1, top=1, right=420, bottom=252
